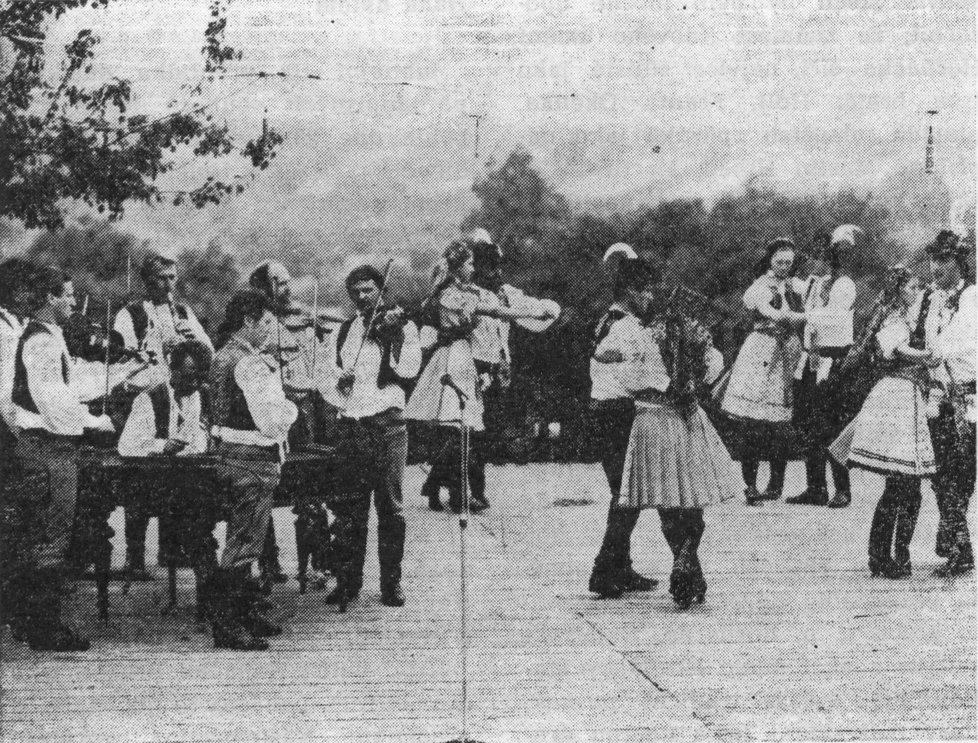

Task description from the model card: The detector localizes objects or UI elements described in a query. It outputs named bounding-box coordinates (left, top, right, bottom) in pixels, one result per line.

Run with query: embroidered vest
left=12, top=321, right=69, bottom=414
left=128, top=301, right=190, bottom=344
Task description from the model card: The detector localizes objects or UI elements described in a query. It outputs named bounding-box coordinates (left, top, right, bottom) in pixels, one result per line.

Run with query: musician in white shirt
left=0, top=258, right=32, bottom=449
left=115, top=249, right=213, bottom=575
left=9, top=266, right=114, bottom=651
left=205, top=290, right=298, bottom=650
left=327, top=265, right=421, bottom=610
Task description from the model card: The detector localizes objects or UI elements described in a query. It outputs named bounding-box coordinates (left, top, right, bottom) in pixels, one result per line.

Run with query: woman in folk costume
left=619, top=288, right=739, bottom=609
left=405, top=241, right=555, bottom=511
left=829, top=266, right=936, bottom=578
left=719, top=239, right=807, bottom=505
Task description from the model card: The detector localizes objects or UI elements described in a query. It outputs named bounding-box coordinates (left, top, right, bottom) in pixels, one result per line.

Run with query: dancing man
left=787, top=226, right=858, bottom=508
left=587, top=245, right=659, bottom=599
left=920, top=231, right=976, bottom=576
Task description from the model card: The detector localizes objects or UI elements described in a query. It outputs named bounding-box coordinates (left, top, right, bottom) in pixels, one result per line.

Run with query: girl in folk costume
left=619, top=290, right=739, bottom=609
left=405, top=241, right=555, bottom=511
left=719, top=239, right=806, bottom=505
left=828, top=266, right=935, bottom=578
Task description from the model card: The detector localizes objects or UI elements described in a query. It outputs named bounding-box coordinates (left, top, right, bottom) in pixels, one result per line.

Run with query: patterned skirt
left=720, top=331, right=801, bottom=423
left=404, top=339, right=485, bottom=431
left=621, top=404, right=740, bottom=509
left=828, top=376, right=936, bottom=477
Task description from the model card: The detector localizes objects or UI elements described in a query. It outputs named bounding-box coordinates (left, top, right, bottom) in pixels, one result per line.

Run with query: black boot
left=208, top=570, right=268, bottom=651
left=23, top=568, right=90, bottom=652
left=421, top=475, right=443, bottom=511
left=240, top=574, right=282, bottom=638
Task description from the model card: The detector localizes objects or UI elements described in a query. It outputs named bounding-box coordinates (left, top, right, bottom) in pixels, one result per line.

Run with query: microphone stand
left=440, top=374, right=471, bottom=743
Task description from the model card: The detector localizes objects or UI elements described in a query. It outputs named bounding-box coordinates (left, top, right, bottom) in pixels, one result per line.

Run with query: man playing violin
left=7, top=265, right=115, bottom=651
left=115, top=247, right=213, bottom=579
left=326, top=264, right=422, bottom=610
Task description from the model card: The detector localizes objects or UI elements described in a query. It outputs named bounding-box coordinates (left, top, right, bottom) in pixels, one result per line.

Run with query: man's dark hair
left=23, top=264, right=71, bottom=315
left=249, top=262, right=273, bottom=298
left=613, top=258, right=659, bottom=299
left=217, top=290, right=269, bottom=336
left=345, top=264, right=385, bottom=293
left=169, top=339, right=213, bottom=373
left=140, top=252, right=177, bottom=283
left=0, top=257, right=36, bottom=309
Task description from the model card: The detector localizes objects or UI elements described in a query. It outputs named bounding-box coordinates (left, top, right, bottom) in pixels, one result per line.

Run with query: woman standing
left=619, top=294, right=739, bottom=609
left=407, top=241, right=554, bottom=511
left=720, top=239, right=807, bottom=505
left=829, top=267, right=935, bottom=578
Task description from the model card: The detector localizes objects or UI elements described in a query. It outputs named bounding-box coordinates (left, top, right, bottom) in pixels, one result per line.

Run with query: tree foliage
left=0, top=0, right=282, bottom=230
left=25, top=219, right=239, bottom=331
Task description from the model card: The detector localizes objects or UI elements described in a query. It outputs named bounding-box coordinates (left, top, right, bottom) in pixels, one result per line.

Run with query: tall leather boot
left=208, top=569, right=268, bottom=651
left=240, top=571, right=283, bottom=637
left=23, top=567, right=90, bottom=652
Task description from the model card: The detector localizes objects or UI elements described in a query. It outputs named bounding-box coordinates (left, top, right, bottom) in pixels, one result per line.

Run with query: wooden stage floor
left=1, top=463, right=975, bottom=742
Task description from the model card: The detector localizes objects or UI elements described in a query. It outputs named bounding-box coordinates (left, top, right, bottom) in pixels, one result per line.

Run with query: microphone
left=440, top=373, right=468, bottom=401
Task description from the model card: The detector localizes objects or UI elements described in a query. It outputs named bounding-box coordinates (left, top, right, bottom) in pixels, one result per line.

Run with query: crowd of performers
left=0, top=223, right=973, bottom=653
left=587, top=227, right=975, bottom=605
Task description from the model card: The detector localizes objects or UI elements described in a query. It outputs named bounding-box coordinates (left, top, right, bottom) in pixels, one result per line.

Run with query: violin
left=277, top=301, right=345, bottom=340
left=363, top=304, right=410, bottom=343
left=62, top=311, right=143, bottom=364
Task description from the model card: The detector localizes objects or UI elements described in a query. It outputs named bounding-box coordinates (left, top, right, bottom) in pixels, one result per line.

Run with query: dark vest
left=592, top=307, right=626, bottom=358
left=211, top=339, right=261, bottom=431
left=127, top=301, right=190, bottom=344
left=12, top=321, right=69, bottom=414
left=145, top=383, right=172, bottom=439
left=335, top=317, right=408, bottom=391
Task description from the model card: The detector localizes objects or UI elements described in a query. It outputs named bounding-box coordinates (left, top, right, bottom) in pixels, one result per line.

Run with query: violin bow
left=310, top=270, right=320, bottom=380
left=102, top=298, right=112, bottom=416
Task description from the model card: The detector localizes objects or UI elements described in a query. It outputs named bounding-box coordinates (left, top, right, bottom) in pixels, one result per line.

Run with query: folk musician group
left=0, top=225, right=973, bottom=653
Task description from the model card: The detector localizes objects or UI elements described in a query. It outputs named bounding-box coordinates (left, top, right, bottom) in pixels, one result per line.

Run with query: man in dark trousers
left=587, top=245, right=658, bottom=598
left=207, top=290, right=297, bottom=649
left=919, top=231, right=976, bottom=576
left=7, top=265, right=115, bottom=650
left=117, top=339, right=216, bottom=613
left=327, top=265, right=421, bottom=609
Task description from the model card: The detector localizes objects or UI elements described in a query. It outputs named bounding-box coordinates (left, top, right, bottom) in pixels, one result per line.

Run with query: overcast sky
left=12, top=0, right=976, bottom=264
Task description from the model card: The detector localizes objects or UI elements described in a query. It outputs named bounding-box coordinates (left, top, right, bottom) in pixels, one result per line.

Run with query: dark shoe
left=26, top=624, right=90, bottom=652
left=588, top=566, right=625, bottom=599
left=869, top=556, right=896, bottom=577
left=213, top=619, right=269, bottom=650
left=760, top=488, right=783, bottom=501
left=261, top=562, right=288, bottom=584
left=470, top=498, right=490, bottom=513
left=886, top=560, right=912, bottom=579
left=744, top=487, right=764, bottom=506
left=243, top=612, right=283, bottom=638
left=827, top=490, right=852, bottom=509
left=380, top=583, right=406, bottom=607
left=325, top=584, right=360, bottom=611
left=623, top=569, right=658, bottom=592
left=933, top=553, right=975, bottom=577
left=785, top=488, right=829, bottom=506
left=428, top=495, right=444, bottom=512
